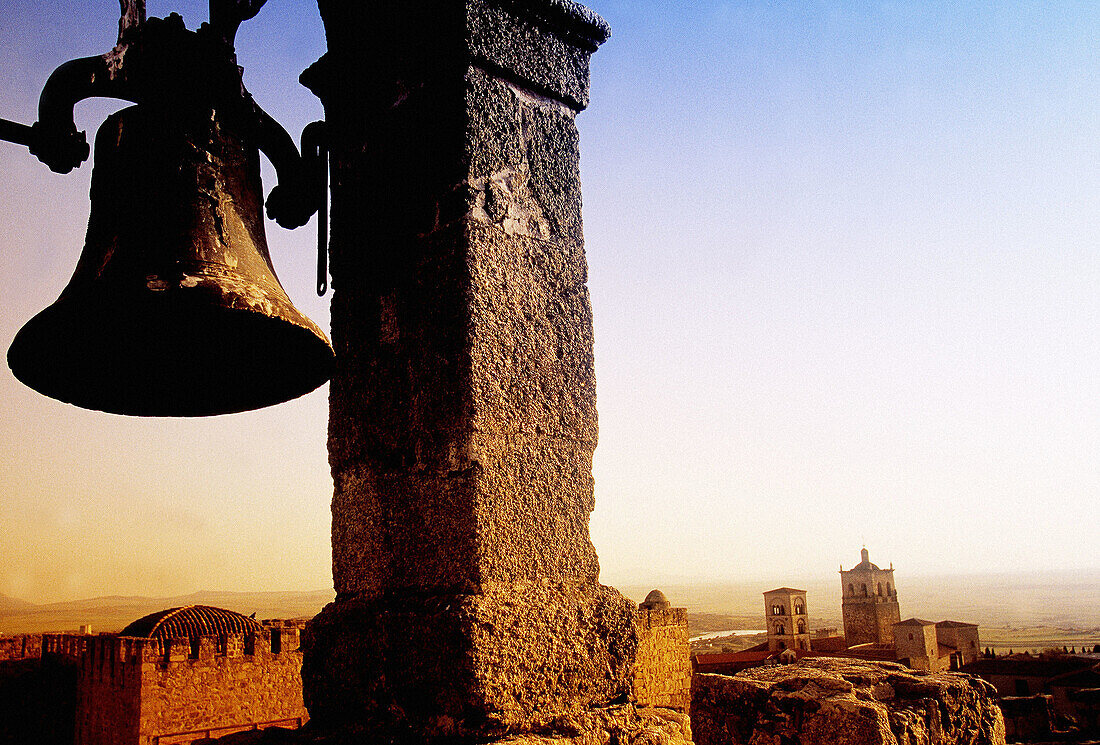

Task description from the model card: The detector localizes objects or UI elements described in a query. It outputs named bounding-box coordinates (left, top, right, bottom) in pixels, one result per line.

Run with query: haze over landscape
left=0, top=0, right=1096, bottom=617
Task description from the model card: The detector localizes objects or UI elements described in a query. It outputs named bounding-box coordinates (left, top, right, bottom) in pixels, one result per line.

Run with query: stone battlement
left=78, top=624, right=301, bottom=680
left=77, top=620, right=306, bottom=744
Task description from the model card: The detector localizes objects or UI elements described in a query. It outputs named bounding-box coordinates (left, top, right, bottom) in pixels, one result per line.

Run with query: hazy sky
left=1, top=1, right=1097, bottom=605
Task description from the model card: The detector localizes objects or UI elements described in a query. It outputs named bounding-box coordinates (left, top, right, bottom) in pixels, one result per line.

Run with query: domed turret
left=640, top=589, right=670, bottom=610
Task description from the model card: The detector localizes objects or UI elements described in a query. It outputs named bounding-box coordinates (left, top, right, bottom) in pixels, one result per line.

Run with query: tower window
left=794, top=601, right=804, bottom=614
left=772, top=605, right=784, bottom=616
left=776, top=624, right=785, bottom=636
left=877, top=583, right=883, bottom=596
left=848, top=583, right=855, bottom=597
left=861, top=583, right=868, bottom=596
left=797, top=619, right=806, bottom=634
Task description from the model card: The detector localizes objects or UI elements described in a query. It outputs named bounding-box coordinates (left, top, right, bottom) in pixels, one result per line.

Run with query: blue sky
left=0, top=1, right=1097, bottom=603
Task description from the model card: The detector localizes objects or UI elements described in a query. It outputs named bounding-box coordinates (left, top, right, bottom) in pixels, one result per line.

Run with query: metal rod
left=0, top=118, right=34, bottom=147
left=302, top=121, right=329, bottom=296
left=316, top=136, right=328, bottom=297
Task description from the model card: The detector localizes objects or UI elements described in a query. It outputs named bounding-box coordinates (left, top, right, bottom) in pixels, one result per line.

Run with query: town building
left=763, top=588, right=810, bottom=652
left=840, top=548, right=900, bottom=646
left=695, top=549, right=983, bottom=678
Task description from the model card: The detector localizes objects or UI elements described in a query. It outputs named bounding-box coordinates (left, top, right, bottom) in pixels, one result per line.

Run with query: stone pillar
left=299, top=2, right=669, bottom=742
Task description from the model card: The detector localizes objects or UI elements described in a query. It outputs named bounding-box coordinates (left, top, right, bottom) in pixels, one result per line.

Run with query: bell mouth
left=7, top=291, right=334, bottom=417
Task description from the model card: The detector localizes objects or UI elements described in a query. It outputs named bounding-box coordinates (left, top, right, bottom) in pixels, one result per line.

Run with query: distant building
left=763, top=588, right=811, bottom=652
left=935, top=620, right=981, bottom=668
left=840, top=548, right=900, bottom=646
left=893, top=618, right=945, bottom=672
left=694, top=549, right=984, bottom=679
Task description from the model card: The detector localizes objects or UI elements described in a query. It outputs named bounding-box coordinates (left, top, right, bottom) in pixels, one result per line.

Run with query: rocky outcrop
left=692, top=659, right=1005, bottom=745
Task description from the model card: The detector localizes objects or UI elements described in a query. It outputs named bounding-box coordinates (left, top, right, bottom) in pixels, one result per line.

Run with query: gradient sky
left=1, top=1, right=1097, bottom=604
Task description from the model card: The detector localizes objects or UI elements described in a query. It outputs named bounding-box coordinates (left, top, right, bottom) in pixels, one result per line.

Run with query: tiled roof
left=936, top=620, right=978, bottom=628
left=895, top=618, right=936, bottom=626
left=764, top=587, right=807, bottom=594
left=120, top=605, right=263, bottom=639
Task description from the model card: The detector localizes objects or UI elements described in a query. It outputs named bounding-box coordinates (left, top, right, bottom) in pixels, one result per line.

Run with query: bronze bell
left=7, top=105, right=334, bottom=416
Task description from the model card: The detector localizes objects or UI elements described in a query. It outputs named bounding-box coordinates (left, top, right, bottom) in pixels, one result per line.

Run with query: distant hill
left=0, top=594, right=37, bottom=614
left=0, top=589, right=334, bottom=635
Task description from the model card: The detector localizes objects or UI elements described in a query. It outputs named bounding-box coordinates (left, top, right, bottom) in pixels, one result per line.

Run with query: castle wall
left=0, top=653, right=79, bottom=745
left=136, top=628, right=306, bottom=744
left=0, top=633, right=42, bottom=660
left=75, top=626, right=307, bottom=745
left=633, top=607, right=691, bottom=713
left=76, top=637, right=144, bottom=745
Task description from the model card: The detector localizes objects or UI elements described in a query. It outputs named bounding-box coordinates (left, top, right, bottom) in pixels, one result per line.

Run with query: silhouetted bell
left=7, top=105, right=334, bottom=416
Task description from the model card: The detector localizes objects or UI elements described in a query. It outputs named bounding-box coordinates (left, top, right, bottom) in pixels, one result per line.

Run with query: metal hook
left=302, top=121, right=329, bottom=296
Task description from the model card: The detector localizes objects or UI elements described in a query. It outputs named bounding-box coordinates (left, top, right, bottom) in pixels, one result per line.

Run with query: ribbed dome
left=120, top=605, right=262, bottom=639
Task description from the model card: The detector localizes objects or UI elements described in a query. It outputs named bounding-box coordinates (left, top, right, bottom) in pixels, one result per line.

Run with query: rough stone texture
left=844, top=599, right=903, bottom=648
left=302, top=582, right=638, bottom=739
left=297, top=1, right=656, bottom=742
left=692, top=659, right=1006, bottom=745
left=634, top=607, right=692, bottom=714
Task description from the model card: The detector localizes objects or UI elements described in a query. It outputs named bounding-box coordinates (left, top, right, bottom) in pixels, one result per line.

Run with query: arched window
left=861, top=583, right=868, bottom=596
left=794, top=601, right=804, bottom=615
left=848, top=583, right=855, bottom=597
left=772, top=604, right=784, bottom=616
left=877, top=583, right=883, bottom=596
left=776, top=624, right=785, bottom=636
left=797, top=619, right=806, bottom=634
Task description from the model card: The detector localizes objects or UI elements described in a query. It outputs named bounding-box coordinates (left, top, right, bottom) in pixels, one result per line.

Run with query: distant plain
left=3, top=570, right=1097, bottom=655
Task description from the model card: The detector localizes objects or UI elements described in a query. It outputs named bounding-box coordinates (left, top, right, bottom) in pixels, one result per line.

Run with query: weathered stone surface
left=302, top=582, right=637, bottom=739
left=692, top=659, right=1006, bottom=745
left=312, top=0, right=608, bottom=109
left=634, top=607, right=692, bottom=714
left=300, top=1, right=645, bottom=742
